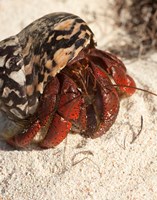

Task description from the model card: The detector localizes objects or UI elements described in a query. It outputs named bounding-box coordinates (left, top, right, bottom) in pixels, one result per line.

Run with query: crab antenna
left=112, top=84, right=157, bottom=96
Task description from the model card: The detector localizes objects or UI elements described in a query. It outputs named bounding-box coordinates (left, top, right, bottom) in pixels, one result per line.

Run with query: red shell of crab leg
left=40, top=114, right=72, bottom=148
left=40, top=75, right=82, bottom=148
left=57, top=74, right=82, bottom=120
left=89, top=64, right=120, bottom=138
left=58, top=94, right=82, bottom=120
left=7, top=120, right=41, bottom=147
left=88, top=48, right=136, bottom=95
left=38, top=77, right=60, bottom=126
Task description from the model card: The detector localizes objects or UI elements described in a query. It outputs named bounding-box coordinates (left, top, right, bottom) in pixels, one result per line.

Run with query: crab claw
left=88, top=48, right=136, bottom=96
left=88, top=64, right=120, bottom=138
left=108, top=63, right=136, bottom=95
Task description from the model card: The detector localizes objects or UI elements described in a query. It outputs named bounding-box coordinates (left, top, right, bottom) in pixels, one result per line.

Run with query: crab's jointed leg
left=40, top=74, right=82, bottom=148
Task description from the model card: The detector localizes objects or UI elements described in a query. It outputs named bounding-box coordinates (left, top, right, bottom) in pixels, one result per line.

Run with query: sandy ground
left=0, top=0, right=157, bottom=200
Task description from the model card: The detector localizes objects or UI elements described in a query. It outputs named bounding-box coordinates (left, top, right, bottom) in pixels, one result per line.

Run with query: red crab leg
left=89, top=64, right=120, bottom=138
left=7, top=78, right=60, bottom=148
left=40, top=113, right=72, bottom=148
left=38, top=77, right=60, bottom=126
left=7, top=120, right=41, bottom=148
left=40, top=74, right=82, bottom=148
left=88, top=48, right=136, bottom=95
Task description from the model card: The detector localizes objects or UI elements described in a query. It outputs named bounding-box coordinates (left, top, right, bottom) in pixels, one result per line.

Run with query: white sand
left=0, top=1, right=157, bottom=200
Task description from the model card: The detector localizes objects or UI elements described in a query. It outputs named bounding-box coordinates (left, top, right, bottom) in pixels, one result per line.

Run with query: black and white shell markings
left=0, top=12, right=95, bottom=122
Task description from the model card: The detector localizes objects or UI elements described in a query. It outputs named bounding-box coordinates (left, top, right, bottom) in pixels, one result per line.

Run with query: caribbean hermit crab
left=0, top=12, right=136, bottom=148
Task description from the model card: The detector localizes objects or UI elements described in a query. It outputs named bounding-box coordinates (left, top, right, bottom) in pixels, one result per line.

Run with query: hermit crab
left=0, top=12, right=136, bottom=148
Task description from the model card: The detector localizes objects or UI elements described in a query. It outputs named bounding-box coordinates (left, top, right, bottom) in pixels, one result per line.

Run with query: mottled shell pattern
left=0, top=12, right=95, bottom=123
